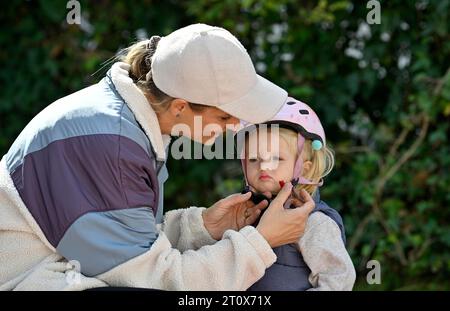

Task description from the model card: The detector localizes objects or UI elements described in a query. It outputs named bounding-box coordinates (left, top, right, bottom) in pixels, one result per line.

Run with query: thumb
left=294, top=189, right=315, bottom=214
left=269, top=182, right=293, bottom=209
left=220, top=191, right=251, bottom=208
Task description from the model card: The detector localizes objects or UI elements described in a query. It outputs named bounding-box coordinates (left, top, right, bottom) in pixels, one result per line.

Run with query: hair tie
left=144, top=36, right=162, bottom=81
left=145, top=39, right=152, bottom=50
left=146, top=35, right=161, bottom=50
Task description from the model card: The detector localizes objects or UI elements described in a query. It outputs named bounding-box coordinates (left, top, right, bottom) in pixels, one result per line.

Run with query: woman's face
left=175, top=104, right=240, bottom=144
left=245, top=130, right=296, bottom=194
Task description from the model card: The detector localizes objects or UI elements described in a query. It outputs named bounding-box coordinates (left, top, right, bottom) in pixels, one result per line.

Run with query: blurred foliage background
left=1, top=0, right=449, bottom=290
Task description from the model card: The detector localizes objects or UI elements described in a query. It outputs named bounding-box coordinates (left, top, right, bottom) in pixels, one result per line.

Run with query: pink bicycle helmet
left=238, top=96, right=326, bottom=187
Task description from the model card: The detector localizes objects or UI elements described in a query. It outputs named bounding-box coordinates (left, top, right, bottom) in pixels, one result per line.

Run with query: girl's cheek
left=250, top=169, right=259, bottom=180
left=246, top=166, right=256, bottom=179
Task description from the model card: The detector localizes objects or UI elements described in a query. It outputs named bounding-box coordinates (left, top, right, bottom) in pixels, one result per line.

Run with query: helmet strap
left=240, top=147, right=249, bottom=187
left=293, top=134, right=305, bottom=179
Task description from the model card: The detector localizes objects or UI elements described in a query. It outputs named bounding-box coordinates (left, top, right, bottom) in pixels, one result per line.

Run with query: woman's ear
left=168, top=99, right=190, bottom=117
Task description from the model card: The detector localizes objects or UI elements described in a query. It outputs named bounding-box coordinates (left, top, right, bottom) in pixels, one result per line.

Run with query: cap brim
left=218, top=75, right=287, bottom=124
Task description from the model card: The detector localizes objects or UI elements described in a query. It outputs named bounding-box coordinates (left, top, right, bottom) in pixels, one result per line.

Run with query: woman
left=0, top=24, right=314, bottom=290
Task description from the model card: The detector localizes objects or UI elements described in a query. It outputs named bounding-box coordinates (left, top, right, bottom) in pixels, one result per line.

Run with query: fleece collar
left=110, top=62, right=169, bottom=161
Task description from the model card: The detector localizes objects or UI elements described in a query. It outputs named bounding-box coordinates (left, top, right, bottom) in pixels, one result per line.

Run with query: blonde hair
left=278, top=128, right=335, bottom=196
left=118, top=37, right=206, bottom=114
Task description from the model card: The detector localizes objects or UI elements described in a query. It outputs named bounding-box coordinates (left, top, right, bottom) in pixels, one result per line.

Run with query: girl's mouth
left=259, top=174, right=272, bottom=181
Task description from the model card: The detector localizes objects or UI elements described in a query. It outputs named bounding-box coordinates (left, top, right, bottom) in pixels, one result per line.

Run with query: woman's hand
left=256, top=184, right=315, bottom=248
left=202, top=192, right=269, bottom=240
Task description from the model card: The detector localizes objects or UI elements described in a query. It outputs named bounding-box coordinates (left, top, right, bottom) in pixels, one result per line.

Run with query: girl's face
left=245, top=130, right=297, bottom=194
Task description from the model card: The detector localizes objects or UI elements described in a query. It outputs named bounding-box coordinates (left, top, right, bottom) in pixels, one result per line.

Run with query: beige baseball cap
left=151, top=23, right=287, bottom=124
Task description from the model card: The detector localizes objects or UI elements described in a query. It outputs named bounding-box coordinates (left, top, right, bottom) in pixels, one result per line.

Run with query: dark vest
left=247, top=190, right=346, bottom=291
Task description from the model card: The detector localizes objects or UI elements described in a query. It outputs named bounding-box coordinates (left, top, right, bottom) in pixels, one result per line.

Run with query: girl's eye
left=249, top=158, right=258, bottom=162
left=220, top=116, right=231, bottom=121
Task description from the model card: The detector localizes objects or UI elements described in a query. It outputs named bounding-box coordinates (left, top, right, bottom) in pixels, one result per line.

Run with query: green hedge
left=1, top=0, right=449, bottom=290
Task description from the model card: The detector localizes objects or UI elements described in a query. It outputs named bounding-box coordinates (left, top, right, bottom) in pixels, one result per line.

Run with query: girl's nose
left=260, top=160, right=277, bottom=171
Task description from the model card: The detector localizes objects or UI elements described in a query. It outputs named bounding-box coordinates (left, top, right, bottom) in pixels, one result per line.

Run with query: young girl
left=238, top=97, right=356, bottom=291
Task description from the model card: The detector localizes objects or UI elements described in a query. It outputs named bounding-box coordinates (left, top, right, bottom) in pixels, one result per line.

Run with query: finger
left=244, top=209, right=261, bottom=226
left=291, top=188, right=304, bottom=202
left=299, top=189, right=314, bottom=204
left=247, top=198, right=268, bottom=213
left=290, top=200, right=315, bottom=219
left=284, top=197, right=295, bottom=209
left=243, top=199, right=267, bottom=226
left=270, top=182, right=293, bottom=208
left=289, top=198, right=303, bottom=207
left=295, top=189, right=315, bottom=214
left=221, top=192, right=252, bottom=207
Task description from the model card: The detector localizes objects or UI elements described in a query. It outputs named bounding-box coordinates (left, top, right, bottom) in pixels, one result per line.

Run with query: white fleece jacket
left=0, top=163, right=275, bottom=291
left=0, top=62, right=277, bottom=291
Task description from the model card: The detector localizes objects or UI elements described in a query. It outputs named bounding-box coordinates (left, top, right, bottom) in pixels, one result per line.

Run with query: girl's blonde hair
left=278, top=128, right=335, bottom=196
left=118, top=37, right=206, bottom=114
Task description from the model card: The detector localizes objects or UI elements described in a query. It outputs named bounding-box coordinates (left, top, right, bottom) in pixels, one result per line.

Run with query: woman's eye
left=220, top=116, right=231, bottom=121
left=249, top=158, right=258, bottom=162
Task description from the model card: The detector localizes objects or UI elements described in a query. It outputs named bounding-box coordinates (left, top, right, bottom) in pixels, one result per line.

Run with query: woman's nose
left=224, top=117, right=240, bottom=133
left=229, top=117, right=240, bottom=125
